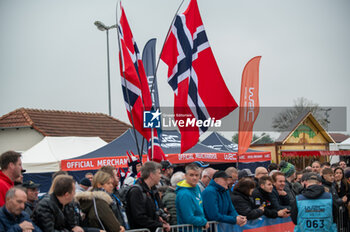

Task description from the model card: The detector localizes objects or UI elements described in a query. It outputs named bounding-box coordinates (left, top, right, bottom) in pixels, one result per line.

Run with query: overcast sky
left=1, top=0, right=349, bottom=139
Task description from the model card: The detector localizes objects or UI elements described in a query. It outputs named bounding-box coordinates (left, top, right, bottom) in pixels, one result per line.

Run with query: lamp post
left=94, top=21, right=117, bottom=116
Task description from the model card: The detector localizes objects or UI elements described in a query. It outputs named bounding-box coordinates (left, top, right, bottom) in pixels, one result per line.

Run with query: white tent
left=22, top=137, right=107, bottom=173
left=339, top=138, right=350, bottom=150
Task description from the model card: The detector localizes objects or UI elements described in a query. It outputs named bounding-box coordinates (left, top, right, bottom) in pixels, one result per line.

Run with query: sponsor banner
left=61, top=155, right=148, bottom=171
left=219, top=216, right=294, bottom=232
left=62, top=152, right=270, bottom=171
left=166, top=152, right=270, bottom=164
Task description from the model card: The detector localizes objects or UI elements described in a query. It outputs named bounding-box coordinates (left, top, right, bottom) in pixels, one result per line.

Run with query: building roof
left=0, top=108, right=131, bottom=142
left=329, top=133, right=350, bottom=143
left=275, top=111, right=335, bottom=144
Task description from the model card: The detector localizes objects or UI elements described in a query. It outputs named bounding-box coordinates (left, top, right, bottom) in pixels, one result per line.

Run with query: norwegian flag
left=147, top=131, right=166, bottom=162
left=160, top=0, right=238, bottom=153
left=118, top=4, right=165, bottom=162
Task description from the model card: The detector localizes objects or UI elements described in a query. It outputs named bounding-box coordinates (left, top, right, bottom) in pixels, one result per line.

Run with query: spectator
left=321, top=162, right=331, bottom=173
left=0, top=187, right=42, bottom=231
left=252, top=176, right=289, bottom=218
left=254, top=167, right=268, bottom=186
left=76, top=171, right=124, bottom=232
left=334, top=167, right=350, bottom=230
left=238, top=169, right=254, bottom=180
left=311, top=161, right=321, bottom=174
left=85, top=172, right=94, bottom=183
left=0, top=151, right=23, bottom=206
left=331, top=163, right=339, bottom=171
left=76, top=178, right=91, bottom=193
left=271, top=172, right=290, bottom=210
left=123, top=152, right=142, bottom=186
left=176, top=163, right=208, bottom=231
left=293, top=171, right=303, bottom=194
left=225, top=167, right=238, bottom=190
left=202, top=171, right=246, bottom=226
left=339, top=160, right=347, bottom=170
left=159, top=161, right=174, bottom=186
left=99, top=166, right=129, bottom=229
left=231, top=178, right=264, bottom=220
left=14, top=169, right=25, bottom=186
left=279, top=161, right=296, bottom=203
left=22, top=180, right=40, bottom=216
left=305, top=166, right=312, bottom=172
left=198, top=167, right=216, bottom=192
left=162, top=171, right=185, bottom=225
left=321, top=168, right=343, bottom=207
left=32, top=175, right=84, bottom=232
left=291, top=172, right=338, bottom=231
left=126, top=161, right=170, bottom=232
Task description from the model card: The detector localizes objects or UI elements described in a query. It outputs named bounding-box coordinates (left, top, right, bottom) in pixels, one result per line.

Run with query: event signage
left=61, top=152, right=270, bottom=171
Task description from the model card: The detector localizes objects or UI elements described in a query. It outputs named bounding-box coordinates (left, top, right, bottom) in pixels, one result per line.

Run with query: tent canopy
left=22, top=136, right=107, bottom=173
left=62, top=129, right=271, bottom=171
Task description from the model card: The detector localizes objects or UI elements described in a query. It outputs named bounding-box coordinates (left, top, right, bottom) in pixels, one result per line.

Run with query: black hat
left=302, top=172, right=322, bottom=182
left=80, top=178, right=92, bottom=187
left=238, top=169, right=254, bottom=179
left=22, top=180, right=40, bottom=189
left=161, top=160, right=173, bottom=171
left=21, top=169, right=26, bottom=173
left=213, top=170, right=230, bottom=179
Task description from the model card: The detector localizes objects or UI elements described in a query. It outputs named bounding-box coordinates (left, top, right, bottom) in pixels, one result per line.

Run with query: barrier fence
left=126, top=229, right=151, bottom=232
left=155, top=221, right=218, bottom=232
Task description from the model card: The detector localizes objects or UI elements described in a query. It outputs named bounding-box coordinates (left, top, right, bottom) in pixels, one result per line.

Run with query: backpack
left=119, top=183, right=147, bottom=207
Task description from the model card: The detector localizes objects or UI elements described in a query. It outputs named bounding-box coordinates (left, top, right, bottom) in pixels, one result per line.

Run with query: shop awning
left=281, top=150, right=350, bottom=157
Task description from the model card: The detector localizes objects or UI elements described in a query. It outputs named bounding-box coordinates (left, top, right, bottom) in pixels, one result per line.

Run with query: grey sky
left=1, top=0, right=349, bottom=138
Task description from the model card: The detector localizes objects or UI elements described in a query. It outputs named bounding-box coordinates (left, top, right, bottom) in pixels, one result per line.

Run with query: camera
left=156, top=209, right=170, bottom=222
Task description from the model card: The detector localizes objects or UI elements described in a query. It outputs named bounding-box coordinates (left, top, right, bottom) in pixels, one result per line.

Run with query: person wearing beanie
left=279, top=161, right=297, bottom=203
left=76, top=177, right=91, bottom=193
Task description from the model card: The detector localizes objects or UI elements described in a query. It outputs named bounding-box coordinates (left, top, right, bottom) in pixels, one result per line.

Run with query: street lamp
left=94, top=21, right=117, bottom=116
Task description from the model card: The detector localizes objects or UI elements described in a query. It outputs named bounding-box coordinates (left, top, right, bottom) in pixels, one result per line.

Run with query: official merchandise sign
left=61, top=152, right=270, bottom=171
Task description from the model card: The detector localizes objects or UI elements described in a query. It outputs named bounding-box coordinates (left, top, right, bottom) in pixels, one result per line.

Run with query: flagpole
left=116, top=0, right=142, bottom=161
left=150, top=0, right=185, bottom=95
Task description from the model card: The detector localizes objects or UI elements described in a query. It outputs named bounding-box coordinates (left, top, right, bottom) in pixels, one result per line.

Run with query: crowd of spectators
left=1, top=149, right=350, bottom=232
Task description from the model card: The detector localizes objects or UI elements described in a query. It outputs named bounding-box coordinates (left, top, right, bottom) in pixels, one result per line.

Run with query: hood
left=75, top=191, right=113, bottom=208
left=176, top=180, right=197, bottom=192
left=302, top=184, right=325, bottom=199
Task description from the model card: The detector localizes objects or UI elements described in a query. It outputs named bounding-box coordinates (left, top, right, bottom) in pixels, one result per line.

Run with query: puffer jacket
left=231, top=190, right=264, bottom=220
left=32, top=194, right=80, bottom=232
left=162, top=187, right=177, bottom=225
left=75, top=191, right=121, bottom=232
left=0, top=206, right=42, bottom=232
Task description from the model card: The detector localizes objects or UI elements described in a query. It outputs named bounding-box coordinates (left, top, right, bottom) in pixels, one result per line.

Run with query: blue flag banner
left=218, top=216, right=294, bottom=232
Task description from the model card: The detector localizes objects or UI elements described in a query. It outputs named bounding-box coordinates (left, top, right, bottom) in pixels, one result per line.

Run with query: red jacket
left=0, top=171, right=14, bottom=206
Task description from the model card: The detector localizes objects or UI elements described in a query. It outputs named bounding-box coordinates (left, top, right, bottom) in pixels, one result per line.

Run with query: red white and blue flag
left=118, top=4, right=165, bottom=162
left=161, top=0, right=238, bottom=153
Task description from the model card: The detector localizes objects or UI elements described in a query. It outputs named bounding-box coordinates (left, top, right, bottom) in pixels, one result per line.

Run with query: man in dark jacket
left=22, top=180, right=40, bottom=216
left=0, top=187, right=41, bottom=231
left=32, top=175, right=84, bottom=232
left=126, top=161, right=170, bottom=232
left=202, top=171, right=246, bottom=226
left=291, top=172, right=337, bottom=231
left=270, top=172, right=290, bottom=210
left=252, top=176, right=290, bottom=218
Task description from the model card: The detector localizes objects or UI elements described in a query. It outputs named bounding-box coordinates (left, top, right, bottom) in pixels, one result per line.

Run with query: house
left=250, top=111, right=350, bottom=169
left=0, top=108, right=131, bottom=154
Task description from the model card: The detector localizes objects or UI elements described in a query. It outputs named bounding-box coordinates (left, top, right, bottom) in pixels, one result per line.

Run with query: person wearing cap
left=22, top=180, right=40, bottom=216
left=202, top=171, right=247, bottom=226
left=198, top=167, right=216, bottom=192
left=159, top=161, right=174, bottom=186
left=291, top=172, right=338, bottom=231
left=238, top=169, right=254, bottom=180
left=76, top=177, right=91, bottom=193
left=176, top=163, right=208, bottom=231
left=0, top=151, right=24, bottom=207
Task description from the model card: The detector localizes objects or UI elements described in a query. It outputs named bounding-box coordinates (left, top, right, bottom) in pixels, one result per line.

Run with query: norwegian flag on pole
left=118, top=4, right=165, bottom=162
left=160, top=0, right=238, bottom=153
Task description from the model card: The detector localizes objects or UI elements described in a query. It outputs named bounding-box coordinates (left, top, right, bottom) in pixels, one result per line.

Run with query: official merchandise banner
left=219, top=216, right=294, bottom=232
left=61, top=152, right=270, bottom=171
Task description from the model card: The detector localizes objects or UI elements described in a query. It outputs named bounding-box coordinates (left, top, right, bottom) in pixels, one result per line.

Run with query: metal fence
left=155, top=221, right=218, bottom=232
left=336, top=205, right=349, bottom=232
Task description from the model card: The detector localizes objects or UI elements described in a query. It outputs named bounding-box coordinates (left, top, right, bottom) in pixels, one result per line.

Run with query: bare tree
left=272, top=97, right=330, bottom=131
